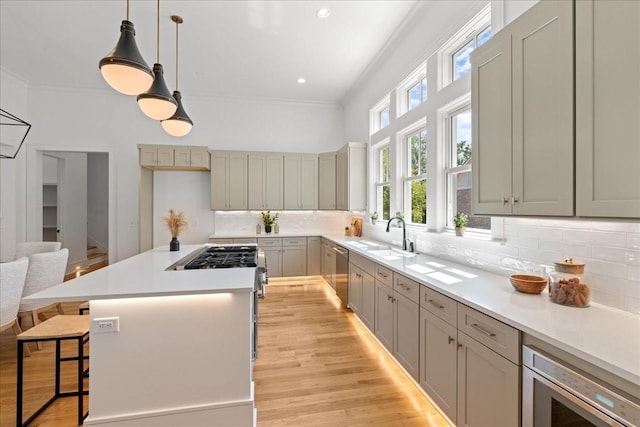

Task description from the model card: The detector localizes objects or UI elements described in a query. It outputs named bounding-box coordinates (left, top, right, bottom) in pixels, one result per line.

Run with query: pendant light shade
left=138, top=63, right=177, bottom=120
left=137, top=0, right=177, bottom=120
left=161, top=15, right=193, bottom=136
left=162, top=91, right=193, bottom=136
left=99, top=2, right=153, bottom=95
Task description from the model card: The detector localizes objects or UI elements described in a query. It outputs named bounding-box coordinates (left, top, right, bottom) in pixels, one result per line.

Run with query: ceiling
left=0, top=0, right=419, bottom=105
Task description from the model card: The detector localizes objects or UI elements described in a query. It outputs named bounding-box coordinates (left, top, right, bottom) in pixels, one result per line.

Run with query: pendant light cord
left=156, top=0, right=160, bottom=63
left=175, top=20, right=179, bottom=90
left=126, top=0, right=129, bottom=20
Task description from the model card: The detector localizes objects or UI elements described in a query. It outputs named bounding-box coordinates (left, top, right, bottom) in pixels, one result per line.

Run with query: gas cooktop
left=183, top=245, right=258, bottom=269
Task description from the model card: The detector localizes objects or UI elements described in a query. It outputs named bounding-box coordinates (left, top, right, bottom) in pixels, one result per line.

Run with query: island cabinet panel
left=86, top=292, right=255, bottom=426
left=420, top=308, right=458, bottom=424
left=576, top=0, right=640, bottom=218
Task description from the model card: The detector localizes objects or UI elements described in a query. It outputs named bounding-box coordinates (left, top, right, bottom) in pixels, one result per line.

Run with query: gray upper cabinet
left=283, top=154, right=318, bottom=210
left=248, top=153, right=284, bottom=210
left=139, top=145, right=210, bottom=171
left=210, top=151, right=248, bottom=210
left=336, top=142, right=367, bottom=211
left=576, top=0, right=640, bottom=218
left=472, top=0, right=574, bottom=216
left=318, top=153, right=336, bottom=209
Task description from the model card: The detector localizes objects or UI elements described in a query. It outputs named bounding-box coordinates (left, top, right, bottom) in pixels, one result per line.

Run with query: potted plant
left=261, top=210, right=279, bottom=234
left=453, top=212, right=468, bottom=236
left=369, top=211, right=379, bottom=225
left=163, top=209, right=188, bottom=251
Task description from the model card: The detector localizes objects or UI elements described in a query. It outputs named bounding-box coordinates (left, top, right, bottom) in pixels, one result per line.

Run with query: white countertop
left=210, top=232, right=323, bottom=239
left=24, top=245, right=256, bottom=302
left=321, top=235, right=640, bottom=386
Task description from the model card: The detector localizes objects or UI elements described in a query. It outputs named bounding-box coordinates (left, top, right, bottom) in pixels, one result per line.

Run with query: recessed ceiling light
left=316, top=8, right=330, bottom=18
left=297, top=78, right=306, bottom=84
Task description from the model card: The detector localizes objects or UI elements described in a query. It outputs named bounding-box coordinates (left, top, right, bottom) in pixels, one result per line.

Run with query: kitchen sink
left=368, top=248, right=416, bottom=260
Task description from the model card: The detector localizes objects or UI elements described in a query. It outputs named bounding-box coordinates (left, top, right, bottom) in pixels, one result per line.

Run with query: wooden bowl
left=510, top=274, right=548, bottom=294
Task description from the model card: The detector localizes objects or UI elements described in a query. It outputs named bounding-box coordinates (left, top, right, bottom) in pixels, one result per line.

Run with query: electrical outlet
left=93, top=317, right=119, bottom=333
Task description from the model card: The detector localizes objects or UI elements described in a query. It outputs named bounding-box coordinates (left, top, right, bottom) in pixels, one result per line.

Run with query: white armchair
left=15, top=241, right=62, bottom=259
left=1, top=257, right=31, bottom=356
left=18, top=248, right=69, bottom=340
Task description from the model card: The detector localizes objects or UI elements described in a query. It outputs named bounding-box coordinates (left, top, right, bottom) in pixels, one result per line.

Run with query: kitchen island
left=24, top=245, right=256, bottom=427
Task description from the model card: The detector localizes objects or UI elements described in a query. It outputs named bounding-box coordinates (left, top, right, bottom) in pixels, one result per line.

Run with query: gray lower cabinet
left=321, top=240, right=336, bottom=289
left=306, top=237, right=321, bottom=276
left=457, top=331, right=520, bottom=427
left=349, top=257, right=376, bottom=331
left=258, top=238, right=282, bottom=278
left=360, top=271, right=375, bottom=331
left=374, top=280, right=394, bottom=352
left=282, top=238, right=307, bottom=277
left=348, top=264, right=363, bottom=314
left=393, top=291, right=419, bottom=380
left=420, top=308, right=458, bottom=423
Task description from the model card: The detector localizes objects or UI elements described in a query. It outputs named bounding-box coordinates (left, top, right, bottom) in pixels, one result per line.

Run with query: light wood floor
left=1, top=278, right=449, bottom=426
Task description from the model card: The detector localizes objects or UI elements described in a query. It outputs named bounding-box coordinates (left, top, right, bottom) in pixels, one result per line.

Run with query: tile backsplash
left=365, top=218, right=640, bottom=314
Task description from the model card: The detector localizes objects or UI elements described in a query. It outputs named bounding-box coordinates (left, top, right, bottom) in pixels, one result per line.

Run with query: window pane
left=409, top=179, right=427, bottom=224
left=381, top=146, right=390, bottom=182
left=378, top=185, right=390, bottom=220
left=455, top=172, right=490, bottom=230
left=420, top=129, right=427, bottom=174
left=453, top=40, right=474, bottom=80
left=408, top=82, right=421, bottom=111
left=477, top=26, right=492, bottom=47
left=421, top=78, right=427, bottom=102
left=380, top=107, right=389, bottom=128
left=453, top=108, right=472, bottom=166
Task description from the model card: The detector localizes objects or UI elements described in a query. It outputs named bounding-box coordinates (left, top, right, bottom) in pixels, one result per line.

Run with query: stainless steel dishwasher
left=333, top=244, right=349, bottom=308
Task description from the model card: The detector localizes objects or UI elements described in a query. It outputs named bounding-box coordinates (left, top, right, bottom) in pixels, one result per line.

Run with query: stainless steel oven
left=523, top=345, right=639, bottom=427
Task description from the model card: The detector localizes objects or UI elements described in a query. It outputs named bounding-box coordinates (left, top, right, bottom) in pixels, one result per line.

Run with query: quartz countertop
left=210, top=232, right=323, bottom=239
left=321, top=235, right=640, bottom=386
left=24, top=245, right=256, bottom=302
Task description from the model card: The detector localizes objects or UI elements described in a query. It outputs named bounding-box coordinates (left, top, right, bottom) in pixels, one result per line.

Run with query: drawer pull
left=427, top=299, right=445, bottom=309
left=378, top=272, right=388, bottom=278
left=398, top=283, right=409, bottom=290
left=470, top=323, right=496, bottom=338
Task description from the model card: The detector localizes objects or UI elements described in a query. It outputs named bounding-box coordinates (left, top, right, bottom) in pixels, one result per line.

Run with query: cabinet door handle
left=457, top=343, right=463, bottom=350
left=387, top=295, right=392, bottom=301
left=448, top=336, right=455, bottom=345
left=470, top=323, right=496, bottom=337
left=502, top=197, right=509, bottom=206
left=512, top=196, right=519, bottom=205
left=427, top=299, right=445, bottom=309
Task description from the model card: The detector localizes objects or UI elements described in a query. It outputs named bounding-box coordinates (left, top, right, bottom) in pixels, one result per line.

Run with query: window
left=370, top=95, right=391, bottom=134
left=375, top=143, right=391, bottom=220
left=397, top=62, right=427, bottom=116
left=445, top=106, right=490, bottom=230
left=407, top=77, right=427, bottom=111
left=403, top=128, right=427, bottom=224
left=437, top=4, right=491, bottom=89
left=452, top=25, right=492, bottom=81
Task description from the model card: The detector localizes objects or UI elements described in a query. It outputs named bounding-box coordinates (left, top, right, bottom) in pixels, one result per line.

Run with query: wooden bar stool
left=16, top=315, right=90, bottom=426
left=78, top=302, right=89, bottom=315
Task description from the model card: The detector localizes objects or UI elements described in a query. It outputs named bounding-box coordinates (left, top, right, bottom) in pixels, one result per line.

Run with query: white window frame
left=437, top=4, right=491, bottom=89
left=370, top=95, right=391, bottom=134
left=399, top=120, right=427, bottom=227
left=396, top=62, right=427, bottom=117
left=373, top=139, right=391, bottom=221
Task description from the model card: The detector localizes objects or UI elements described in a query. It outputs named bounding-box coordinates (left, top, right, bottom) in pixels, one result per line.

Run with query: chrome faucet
left=386, top=216, right=413, bottom=252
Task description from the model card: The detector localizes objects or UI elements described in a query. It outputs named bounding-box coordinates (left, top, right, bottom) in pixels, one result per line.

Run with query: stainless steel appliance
left=170, top=244, right=267, bottom=360
left=523, top=345, right=639, bottom=427
left=333, top=244, right=349, bottom=308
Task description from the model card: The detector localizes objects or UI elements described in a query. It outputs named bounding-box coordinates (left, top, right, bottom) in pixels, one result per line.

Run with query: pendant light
left=137, top=0, right=177, bottom=120
left=162, top=15, right=193, bottom=137
left=99, top=0, right=153, bottom=95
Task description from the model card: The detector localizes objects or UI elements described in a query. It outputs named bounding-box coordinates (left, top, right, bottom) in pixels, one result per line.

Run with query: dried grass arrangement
left=163, top=209, right=188, bottom=238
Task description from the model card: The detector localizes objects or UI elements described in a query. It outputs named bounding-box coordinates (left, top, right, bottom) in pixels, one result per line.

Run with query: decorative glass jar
left=548, top=259, right=590, bottom=307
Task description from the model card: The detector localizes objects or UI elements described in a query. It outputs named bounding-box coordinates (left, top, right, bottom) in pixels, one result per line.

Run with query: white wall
left=0, top=69, right=28, bottom=261
left=3, top=79, right=344, bottom=263
left=342, top=0, right=640, bottom=314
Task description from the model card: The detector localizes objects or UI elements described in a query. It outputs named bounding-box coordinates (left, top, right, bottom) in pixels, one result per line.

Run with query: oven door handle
left=523, top=367, right=627, bottom=427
